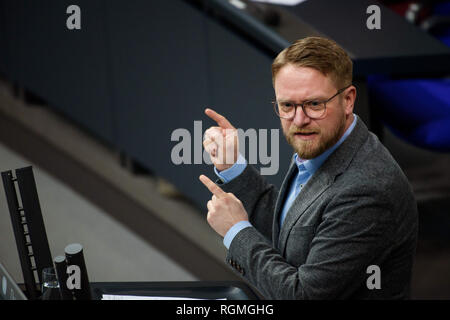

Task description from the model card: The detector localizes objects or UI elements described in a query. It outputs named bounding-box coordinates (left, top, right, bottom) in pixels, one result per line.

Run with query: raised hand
left=203, top=108, right=239, bottom=171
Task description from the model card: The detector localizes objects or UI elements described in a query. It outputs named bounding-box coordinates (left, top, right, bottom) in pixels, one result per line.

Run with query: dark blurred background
left=0, top=0, right=449, bottom=299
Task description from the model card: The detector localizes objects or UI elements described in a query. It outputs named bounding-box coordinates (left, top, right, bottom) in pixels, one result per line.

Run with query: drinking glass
left=41, top=267, right=60, bottom=300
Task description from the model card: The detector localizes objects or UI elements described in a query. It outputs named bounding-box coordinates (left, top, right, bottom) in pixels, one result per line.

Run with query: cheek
left=320, top=110, right=344, bottom=136
left=280, top=119, right=291, bottom=133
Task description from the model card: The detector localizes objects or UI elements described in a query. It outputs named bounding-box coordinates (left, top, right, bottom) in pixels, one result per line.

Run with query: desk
left=90, top=281, right=259, bottom=300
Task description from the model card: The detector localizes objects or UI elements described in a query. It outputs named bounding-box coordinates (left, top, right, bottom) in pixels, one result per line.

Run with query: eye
left=305, top=101, right=322, bottom=109
left=281, top=102, right=293, bottom=108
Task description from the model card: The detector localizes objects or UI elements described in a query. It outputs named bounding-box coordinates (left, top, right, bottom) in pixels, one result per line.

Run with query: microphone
left=64, top=243, right=92, bottom=300
left=53, top=255, right=74, bottom=300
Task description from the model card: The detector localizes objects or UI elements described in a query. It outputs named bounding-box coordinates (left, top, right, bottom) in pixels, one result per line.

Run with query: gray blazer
left=219, top=118, right=418, bottom=299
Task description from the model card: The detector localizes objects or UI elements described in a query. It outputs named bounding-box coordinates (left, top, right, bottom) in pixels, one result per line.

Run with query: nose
left=292, top=105, right=311, bottom=127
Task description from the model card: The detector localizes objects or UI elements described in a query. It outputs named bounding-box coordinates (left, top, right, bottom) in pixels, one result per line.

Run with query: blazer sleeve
left=218, top=164, right=279, bottom=242
left=226, top=184, right=397, bottom=299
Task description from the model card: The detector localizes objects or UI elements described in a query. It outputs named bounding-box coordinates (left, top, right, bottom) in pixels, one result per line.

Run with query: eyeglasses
left=272, top=85, right=351, bottom=120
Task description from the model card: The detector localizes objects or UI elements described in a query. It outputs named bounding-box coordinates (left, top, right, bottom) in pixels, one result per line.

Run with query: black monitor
left=0, top=262, right=28, bottom=300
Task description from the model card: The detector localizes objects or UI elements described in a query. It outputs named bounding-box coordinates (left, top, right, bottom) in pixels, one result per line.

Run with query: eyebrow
left=277, top=96, right=326, bottom=103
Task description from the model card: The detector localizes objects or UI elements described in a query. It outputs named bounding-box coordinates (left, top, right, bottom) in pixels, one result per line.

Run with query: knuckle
left=226, top=193, right=235, bottom=200
left=210, top=129, right=222, bottom=138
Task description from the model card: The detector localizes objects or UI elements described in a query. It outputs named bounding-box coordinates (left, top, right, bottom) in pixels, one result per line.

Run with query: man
left=200, top=37, right=418, bottom=299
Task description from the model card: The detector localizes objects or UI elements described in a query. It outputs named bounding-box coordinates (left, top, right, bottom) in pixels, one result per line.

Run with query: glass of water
left=41, top=267, right=60, bottom=300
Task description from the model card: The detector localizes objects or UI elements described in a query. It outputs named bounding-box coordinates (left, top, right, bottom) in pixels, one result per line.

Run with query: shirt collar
left=294, top=114, right=358, bottom=175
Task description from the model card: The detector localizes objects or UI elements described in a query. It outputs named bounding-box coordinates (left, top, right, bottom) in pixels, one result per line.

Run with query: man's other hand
left=199, top=174, right=248, bottom=237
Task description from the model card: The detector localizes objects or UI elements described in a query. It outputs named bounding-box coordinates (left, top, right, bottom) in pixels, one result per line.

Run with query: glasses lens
left=304, top=101, right=325, bottom=119
left=275, top=102, right=295, bottom=119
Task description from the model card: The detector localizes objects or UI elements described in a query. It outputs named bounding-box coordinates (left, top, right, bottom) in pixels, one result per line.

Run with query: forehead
left=274, top=64, right=335, bottom=100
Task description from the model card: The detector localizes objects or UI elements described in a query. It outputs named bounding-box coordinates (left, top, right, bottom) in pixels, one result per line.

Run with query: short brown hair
left=271, top=37, right=353, bottom=89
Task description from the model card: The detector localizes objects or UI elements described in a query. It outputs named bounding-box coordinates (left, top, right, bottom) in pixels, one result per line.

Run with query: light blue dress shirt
left=216, top=114, right=358, bottom=249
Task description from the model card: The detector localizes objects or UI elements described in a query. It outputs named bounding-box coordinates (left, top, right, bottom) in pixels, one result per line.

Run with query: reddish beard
left=282, top=116, right=346, bottom=159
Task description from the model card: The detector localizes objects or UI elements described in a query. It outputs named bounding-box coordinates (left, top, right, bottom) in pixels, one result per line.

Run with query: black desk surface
left=90, top=281, right=260, bottom=300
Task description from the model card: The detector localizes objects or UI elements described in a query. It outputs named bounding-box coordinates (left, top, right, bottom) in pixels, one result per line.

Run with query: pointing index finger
left=205, top=108, right=234, bottom=130
left=199, top=174, right=226, bottom=198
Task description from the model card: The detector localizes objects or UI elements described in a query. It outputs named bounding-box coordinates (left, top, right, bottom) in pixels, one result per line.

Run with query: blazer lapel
left=277, top=170, right=332, bottom=253
left=272, top=157, right=297, bottom=248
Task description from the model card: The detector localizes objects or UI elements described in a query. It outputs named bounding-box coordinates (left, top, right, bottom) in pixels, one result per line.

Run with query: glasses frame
left=273, top=84, right=351, bottom=120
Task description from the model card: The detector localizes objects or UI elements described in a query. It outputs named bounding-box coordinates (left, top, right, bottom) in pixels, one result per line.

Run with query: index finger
left=199, top=174, right=226, bottom=198
left=205, top=108, right=235, bottom=130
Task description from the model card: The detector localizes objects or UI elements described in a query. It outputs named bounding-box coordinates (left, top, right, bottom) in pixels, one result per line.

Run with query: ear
left=343, top=85, right=357, bottom=116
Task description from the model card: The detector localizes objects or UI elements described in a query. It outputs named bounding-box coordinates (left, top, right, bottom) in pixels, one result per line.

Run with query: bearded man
left=200, top=37, right=418, bottom=299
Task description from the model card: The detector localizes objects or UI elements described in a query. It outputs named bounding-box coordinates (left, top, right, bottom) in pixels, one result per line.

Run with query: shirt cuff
left=214, top=153, right=247, bottom=183
left=223, top=221, right=253, bottom=249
